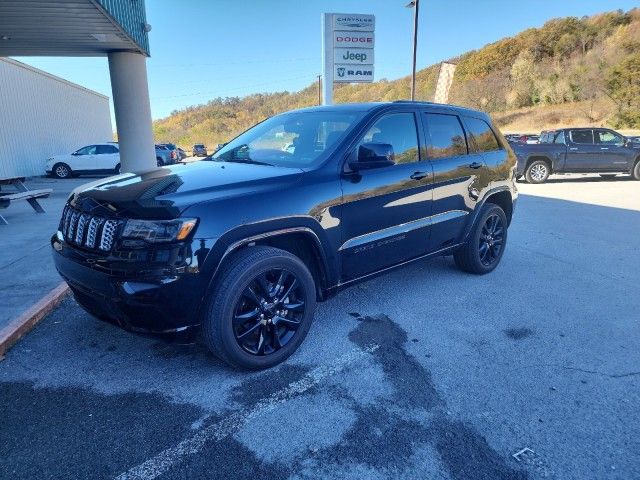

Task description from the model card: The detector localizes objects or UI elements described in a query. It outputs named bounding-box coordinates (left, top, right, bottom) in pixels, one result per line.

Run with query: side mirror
left=349, top=143, right=395, bottom=171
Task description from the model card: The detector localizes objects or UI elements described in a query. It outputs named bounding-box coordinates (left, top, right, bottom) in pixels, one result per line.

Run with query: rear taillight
left=171, top=151, right=177, bottom=160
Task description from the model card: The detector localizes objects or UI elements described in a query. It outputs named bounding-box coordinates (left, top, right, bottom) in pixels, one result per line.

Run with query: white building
left=0, top=0, right=155, bottom=175
left=0, top=58, right=113, bottom=179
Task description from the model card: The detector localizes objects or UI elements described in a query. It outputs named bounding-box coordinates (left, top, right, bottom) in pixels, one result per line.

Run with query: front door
left=594, top=129, right=629, bottom=171
left=69, top=145, right=97, bottom=171
left=339, top=110, right=433, bottom=280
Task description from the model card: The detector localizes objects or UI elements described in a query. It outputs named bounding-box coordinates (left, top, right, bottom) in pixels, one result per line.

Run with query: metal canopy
left=0, top=0, right=148, bottom=57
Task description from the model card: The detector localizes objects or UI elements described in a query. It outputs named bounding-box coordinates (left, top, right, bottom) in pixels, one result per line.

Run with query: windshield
left=212, top=110, right=365, bottom=168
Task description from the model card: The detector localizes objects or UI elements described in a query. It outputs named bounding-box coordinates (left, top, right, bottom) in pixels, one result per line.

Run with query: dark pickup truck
left=512, top=128, right=640, bottom=183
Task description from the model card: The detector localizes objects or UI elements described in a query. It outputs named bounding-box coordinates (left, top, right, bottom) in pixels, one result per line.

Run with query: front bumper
left=52, top=234, right=205, bottom=334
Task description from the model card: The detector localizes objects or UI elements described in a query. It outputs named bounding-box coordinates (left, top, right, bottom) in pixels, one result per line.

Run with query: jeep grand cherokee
left=52, top=102, right=517, bottom=369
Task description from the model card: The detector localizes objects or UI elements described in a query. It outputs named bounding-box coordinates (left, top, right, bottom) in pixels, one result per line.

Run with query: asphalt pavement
left=1, top=174, right=639, bottom=480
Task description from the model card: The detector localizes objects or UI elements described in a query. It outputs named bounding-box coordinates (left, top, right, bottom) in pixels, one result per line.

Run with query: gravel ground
left=1, top=174, right=639, bottom=480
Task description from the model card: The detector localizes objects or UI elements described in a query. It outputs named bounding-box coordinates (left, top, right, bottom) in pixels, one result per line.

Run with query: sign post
left=322, top=13, right=375, bottom=105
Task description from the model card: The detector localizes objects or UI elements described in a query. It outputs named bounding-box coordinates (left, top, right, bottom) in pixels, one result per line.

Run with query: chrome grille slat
left=85, top=217, right=104, bottom=249
left=99, top=219, right=119, bottom=251
left=62, top=206, right=72, bottom=237
left=59, top=205, right=121, bottom=252
left=68, top=211, right=80, bottom=243
left=75, top=214, right=90, bottom=244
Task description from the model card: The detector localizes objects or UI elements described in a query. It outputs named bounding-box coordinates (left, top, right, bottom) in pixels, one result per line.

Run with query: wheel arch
left=461, top=186, right=514, bottom=243
left=204, top=226, right=334, bottom=304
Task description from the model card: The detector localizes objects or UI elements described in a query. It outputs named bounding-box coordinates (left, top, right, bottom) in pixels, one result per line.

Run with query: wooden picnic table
left=0, top=178, right=52, bottom=225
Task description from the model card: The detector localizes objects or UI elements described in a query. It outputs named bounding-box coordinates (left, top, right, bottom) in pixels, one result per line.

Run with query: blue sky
left=15, top=0, right=639, bottom=121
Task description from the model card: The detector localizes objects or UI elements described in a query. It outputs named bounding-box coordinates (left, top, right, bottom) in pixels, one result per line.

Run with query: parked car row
left=45, top=142, right=194, bottom=178
left=505, top=133, right=540, bottom=144
left=510, top=127, right=640, bottom=183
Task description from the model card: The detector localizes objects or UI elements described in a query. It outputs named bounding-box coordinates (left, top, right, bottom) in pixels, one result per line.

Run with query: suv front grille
left=60, top=205, right=123, bottom=252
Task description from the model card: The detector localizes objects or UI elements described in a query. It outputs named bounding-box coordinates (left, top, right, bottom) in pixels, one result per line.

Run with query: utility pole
left=406, top=0, right=420, bottom=101
left=317, top=75, right=322, bottom=105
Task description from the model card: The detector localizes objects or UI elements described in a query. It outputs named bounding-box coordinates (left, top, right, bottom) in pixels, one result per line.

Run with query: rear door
left=594, top=129, right=629, bottom=171
left=421, top=111, right=484, bottom=251
left=565, top=129, right=601, bottom=171
left=95, top=144, right=119, bottom=170
left=339, top=109, right=433, bottom=280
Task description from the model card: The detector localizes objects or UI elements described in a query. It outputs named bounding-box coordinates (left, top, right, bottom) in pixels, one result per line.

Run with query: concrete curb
left=0, top=282, right=69, bottom=357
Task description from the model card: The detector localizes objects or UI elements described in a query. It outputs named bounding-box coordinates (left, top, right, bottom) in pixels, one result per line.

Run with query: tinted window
left=464, top=117, right=500, bottom=152
left=554, top=131, right=566, bottom=144
left=595, top=130, right=623, bottom=145
left=571, top=130, right=594, bottom=144
left=214, top=111, right=365, bottom=168
left=96, top=145, right=118, bottom=154
left=360, top=113, right=419, bottom=164
left=424, top=113, right=468, bottom=158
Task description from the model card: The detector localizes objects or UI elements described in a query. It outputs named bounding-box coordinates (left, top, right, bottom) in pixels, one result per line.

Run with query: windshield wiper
left=222, top=158, right=275, bottom=167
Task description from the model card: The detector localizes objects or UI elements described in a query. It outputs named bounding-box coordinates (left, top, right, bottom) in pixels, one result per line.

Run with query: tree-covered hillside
left=153, top=8, right=640, bottom=147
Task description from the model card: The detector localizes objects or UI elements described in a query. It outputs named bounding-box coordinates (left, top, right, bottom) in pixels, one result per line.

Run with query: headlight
left=121, top=218, right=197, bottom=243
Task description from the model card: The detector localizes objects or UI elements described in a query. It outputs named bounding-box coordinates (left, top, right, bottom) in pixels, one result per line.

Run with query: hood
left=68, top=161, right=305, bottom=219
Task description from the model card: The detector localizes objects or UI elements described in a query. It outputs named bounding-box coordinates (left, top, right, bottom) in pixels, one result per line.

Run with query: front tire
left=454, top=203, right=508, bottom=275
left=202, top=246, right=317, bottom=370
left=525, top=160, right=550, bottom=184
left=52, top=163, right=72, bottom=179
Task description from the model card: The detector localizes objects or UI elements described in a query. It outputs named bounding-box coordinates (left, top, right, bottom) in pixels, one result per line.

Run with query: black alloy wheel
left=453, top=203, right=508, bottom=274
left=478, top=213, right=505, bottom=267
left=202, top=245, right=316, bottom=369
left=233, top=269, right=305, bottom=356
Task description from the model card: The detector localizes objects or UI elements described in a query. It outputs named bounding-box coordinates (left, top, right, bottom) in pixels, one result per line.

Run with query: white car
left=46, top=143, right=121, bottom=178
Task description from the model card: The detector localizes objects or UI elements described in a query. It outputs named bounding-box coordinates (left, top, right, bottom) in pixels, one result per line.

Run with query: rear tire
left=156, top=157, right=164, bottom=167
left=633, top=160, right=640, bottom=181
left=202, top=246, right=317, bottom=370
left=52, top=163, right=72, bottom=179
left=525, top=160, right=550, bottom=184
left=114, top=163, right=121, bottom=175
left=454, top=204, right=508, bottom=275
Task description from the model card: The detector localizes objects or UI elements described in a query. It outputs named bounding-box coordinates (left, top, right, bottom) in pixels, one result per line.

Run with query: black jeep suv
left=52, top=102, right=517, bottom=369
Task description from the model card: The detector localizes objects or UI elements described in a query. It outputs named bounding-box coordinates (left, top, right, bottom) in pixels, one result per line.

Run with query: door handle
left=410, top=171, right=428, bottom=180
left=600, top=147, right=609, bottom=150
left=569, top=147, right=578, bottom=151
left=468, top=162, right=483, bottom=169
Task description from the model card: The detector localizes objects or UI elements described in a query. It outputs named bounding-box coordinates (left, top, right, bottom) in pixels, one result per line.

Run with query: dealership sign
left=333, top=15, right=374, bottom=31
left=334, top=48, right=374, bottom=65
left=334, top=65, right=374, bottom=82
left=333, top=32, right=375, bottom=48
left=322, top=12, right=375, bottom=103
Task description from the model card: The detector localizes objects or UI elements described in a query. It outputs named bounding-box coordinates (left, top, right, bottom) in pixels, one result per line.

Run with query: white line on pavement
left=114, top=343, right=380, bottom=480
